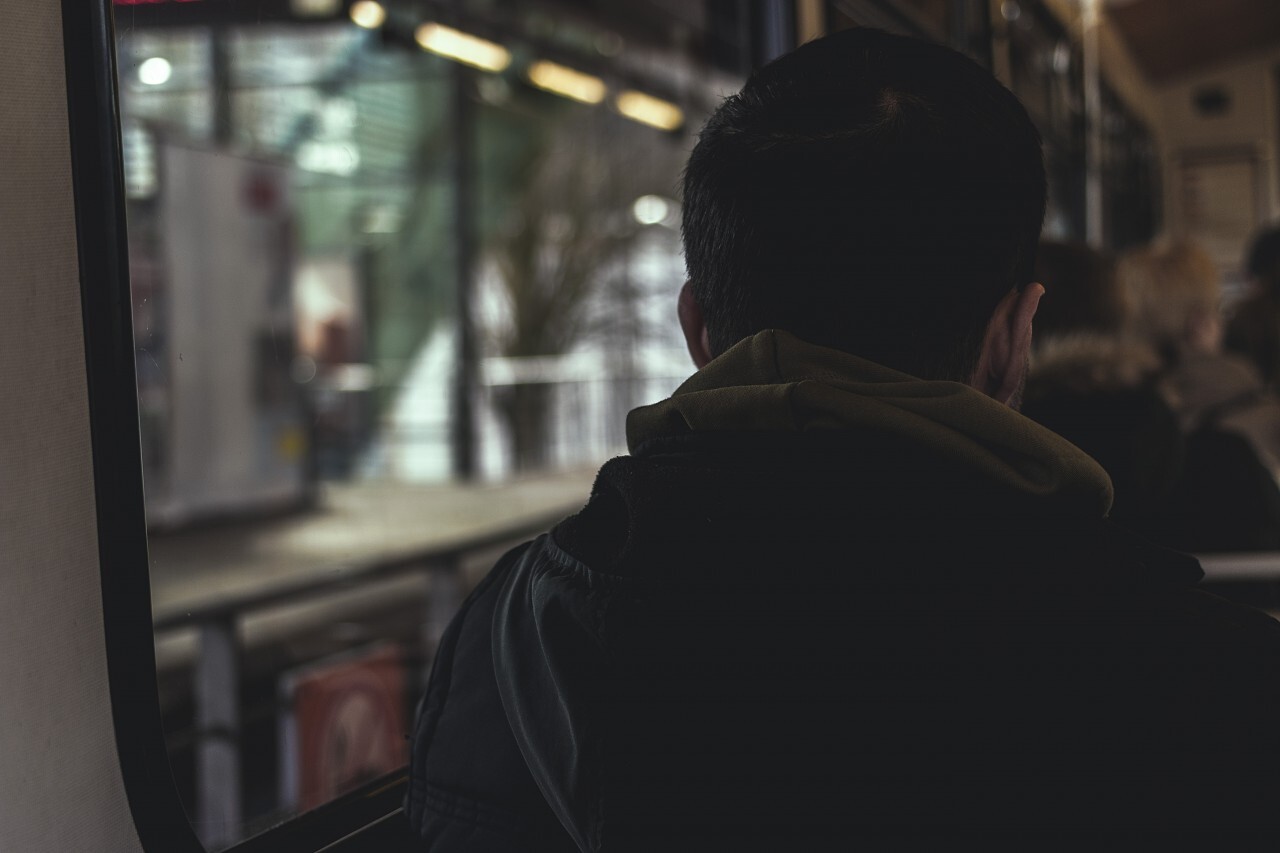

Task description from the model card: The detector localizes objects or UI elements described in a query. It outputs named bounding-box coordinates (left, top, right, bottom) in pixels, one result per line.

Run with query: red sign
left=282, top=644, right=408, bottom=812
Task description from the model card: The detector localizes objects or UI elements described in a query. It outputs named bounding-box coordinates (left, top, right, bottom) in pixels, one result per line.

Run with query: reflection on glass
left=114, top=0, right=724, bottom=847
left=526, top=59, right=606, bottom=104
left=615, top=89, right=685, bottom=130
left=414, top=23, right=512, bottom=72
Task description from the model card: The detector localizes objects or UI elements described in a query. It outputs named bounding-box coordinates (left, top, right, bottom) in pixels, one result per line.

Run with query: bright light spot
left=297, top=141, right=360, bottom=176
left=122, top=121, right=157, bottom=199
left=527, top=60, right=607, bottom=104
left=415, top=23, right=511, bottom=72
left=632, top=195, right=669, bottom=226
left=615, top=90, right=683, bottom=131
left=138, top=57, right=172, bottom=86
left=1052, top=41, right=1071, bottom=75
left=320, top=98, right=358, bottom=134
left=348, top=0, right=385, bottom=29
left=330, top=363, right=376, bottom=392
left=1000, top=1, right=1021, bottom=22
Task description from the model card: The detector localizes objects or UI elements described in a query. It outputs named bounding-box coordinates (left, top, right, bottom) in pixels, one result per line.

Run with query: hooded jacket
left=407, top=331, right=1280, bottom=848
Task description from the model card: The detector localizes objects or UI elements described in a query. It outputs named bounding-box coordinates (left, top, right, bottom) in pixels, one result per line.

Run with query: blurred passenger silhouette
left=1024, top=239, right=1280, bottom=551
left=1227, top=225, right=1280, bottom=387
left=1121, top=239, right=1280, bottom=551
left=408, top=28, right=1280, bottom=849
left=1022, top=242, right=1184, bottom=542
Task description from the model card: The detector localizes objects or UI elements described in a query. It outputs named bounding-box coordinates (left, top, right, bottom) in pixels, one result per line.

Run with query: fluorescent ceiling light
left=615, top=90, right=683, bottom=131
left=415, top=23, right=511, bottom=72
left=348, top=0, right=386, bottom=29
left=527, top=60, right=606, bottom=104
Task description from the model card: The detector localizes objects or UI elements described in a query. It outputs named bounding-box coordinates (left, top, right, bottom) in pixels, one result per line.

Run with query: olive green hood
left=627, top=330, right=1113, bottom=516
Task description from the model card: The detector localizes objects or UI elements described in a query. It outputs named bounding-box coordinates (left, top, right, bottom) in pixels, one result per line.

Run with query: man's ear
left=970, top=283, right=1044, bottom=406
left=678, top=282, right=714, bottom=369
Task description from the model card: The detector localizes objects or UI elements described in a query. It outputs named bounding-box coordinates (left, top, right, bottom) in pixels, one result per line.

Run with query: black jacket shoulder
left=408, top=442, right=1280, bottom=847
left=405, top=541, right=578, bottom=851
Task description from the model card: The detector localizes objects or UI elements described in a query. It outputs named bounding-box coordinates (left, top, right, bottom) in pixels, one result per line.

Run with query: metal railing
left=156, top=516, right=1280, bottom=850
left=154, top=508, right=569, bottom=850
left=1198, top=553, right=1280, bottom=582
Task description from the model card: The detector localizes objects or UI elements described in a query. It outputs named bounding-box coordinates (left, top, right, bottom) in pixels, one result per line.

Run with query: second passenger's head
left=1120, top=240, right=1222, bottom=355
left=678, top=27, right=1047, bottom=404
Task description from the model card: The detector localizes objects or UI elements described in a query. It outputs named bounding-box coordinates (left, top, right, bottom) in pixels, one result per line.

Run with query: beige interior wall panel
left=0, top=0, right=144, bottom=849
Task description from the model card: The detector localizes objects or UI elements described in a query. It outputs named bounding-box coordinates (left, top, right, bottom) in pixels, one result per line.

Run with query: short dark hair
left=681, top=27, right=1046, bottom=380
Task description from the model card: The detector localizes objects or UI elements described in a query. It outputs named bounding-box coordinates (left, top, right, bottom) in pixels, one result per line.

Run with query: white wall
left=1156, top=46, right=1280, bottom=268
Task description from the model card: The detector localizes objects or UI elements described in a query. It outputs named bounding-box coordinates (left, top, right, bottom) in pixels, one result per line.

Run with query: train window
left=106, top=1, right=743, bottom=848
left=78, top=0, right=1280, bottom=849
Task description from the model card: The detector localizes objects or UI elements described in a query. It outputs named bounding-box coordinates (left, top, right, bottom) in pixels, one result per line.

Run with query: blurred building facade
left=114, top=0, right=1189, bottom=522
left=116, top=0, right=779, bottom=522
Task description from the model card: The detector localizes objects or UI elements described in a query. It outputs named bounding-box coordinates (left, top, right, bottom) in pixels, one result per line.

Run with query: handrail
left=158, top=505, right=570, bottom=849
left=1198, top=552, right=1280, bottom=582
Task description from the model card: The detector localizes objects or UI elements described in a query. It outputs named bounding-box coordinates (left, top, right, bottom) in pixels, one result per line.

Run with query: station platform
left=146, top=467, right=598, bottom=670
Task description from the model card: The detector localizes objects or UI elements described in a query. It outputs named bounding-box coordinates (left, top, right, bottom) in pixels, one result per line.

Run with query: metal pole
left=759, top=0, right=793, bottom=64
left=195, top=616, right=241, bottom=849
left=1082, top=0, right=1104, bottom=246
left=210, top=26, right=233, bottom=148
left=450, top=61, right=478, bottom=480
left=795, top=0, right=825, bottom=44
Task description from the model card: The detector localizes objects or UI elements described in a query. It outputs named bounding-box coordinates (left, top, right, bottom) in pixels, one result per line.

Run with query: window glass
left=112, top=2, right=733, bottom=847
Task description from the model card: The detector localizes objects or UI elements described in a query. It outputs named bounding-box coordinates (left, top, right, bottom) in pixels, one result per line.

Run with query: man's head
left=679, top=27, right=1047, bottom=396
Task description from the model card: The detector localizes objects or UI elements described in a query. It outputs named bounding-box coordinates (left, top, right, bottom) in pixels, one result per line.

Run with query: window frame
left=65, top=2, right=412, bottom=849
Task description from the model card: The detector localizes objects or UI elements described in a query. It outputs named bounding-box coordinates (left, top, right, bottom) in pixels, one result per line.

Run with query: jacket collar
left=628, top=330, right=1114, bottom=518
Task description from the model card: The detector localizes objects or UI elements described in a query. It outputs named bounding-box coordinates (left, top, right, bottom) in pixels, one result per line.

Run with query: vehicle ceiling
left=1108, top=0, right=1280, bottom=82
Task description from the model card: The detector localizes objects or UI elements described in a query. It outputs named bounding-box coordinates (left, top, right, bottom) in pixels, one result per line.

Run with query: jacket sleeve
left=406, top=542, right=580, bottom=852
left=491, top=537, right=613, bottom=853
